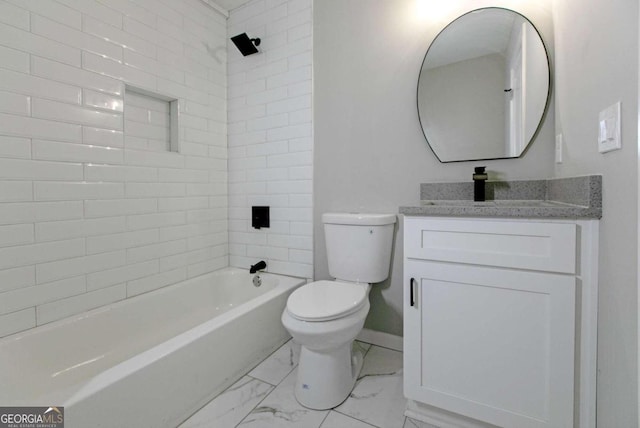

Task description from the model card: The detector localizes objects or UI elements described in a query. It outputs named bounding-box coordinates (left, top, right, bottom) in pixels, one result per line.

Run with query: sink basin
left=420, top=200, right=577, bottom=208
left=401, top=195, right=599, bottom=219
left=402, top=176, right=601, bottom=219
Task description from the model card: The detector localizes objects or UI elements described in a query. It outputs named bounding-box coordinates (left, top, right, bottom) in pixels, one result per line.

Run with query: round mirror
left=417, top=7, right=550, bottom=163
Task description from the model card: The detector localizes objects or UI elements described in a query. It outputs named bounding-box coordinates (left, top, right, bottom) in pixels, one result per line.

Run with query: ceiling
left=207, top=0, right=252, bottom=13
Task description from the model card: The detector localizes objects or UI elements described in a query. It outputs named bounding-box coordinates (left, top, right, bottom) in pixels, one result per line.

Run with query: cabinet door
left=404, top=260, right=575, bottom=428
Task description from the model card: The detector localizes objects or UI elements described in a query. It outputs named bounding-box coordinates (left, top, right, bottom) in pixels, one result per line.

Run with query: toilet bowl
left=281, top=282, right=370, bottom=409
left=281, top=213, right=396, bottom=410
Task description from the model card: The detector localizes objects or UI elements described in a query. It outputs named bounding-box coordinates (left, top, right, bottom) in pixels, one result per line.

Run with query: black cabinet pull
left=410, top=278, right=416, bottom=306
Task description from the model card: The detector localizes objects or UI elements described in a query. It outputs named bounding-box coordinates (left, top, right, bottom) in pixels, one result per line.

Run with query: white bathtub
left=0, top=267, right=304, bottom=428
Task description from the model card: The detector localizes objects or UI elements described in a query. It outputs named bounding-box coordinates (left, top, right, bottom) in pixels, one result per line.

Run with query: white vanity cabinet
left=403, top=216, right=599, bottom=428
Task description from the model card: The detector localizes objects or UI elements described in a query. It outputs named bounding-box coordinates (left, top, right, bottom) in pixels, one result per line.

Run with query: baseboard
left=356, top=328, right=403, bottom=351
left=405, top=400, right=492, bottom=428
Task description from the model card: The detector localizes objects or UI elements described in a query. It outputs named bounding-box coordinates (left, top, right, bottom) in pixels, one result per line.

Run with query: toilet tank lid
left=322, top=213, right=397, bottom=226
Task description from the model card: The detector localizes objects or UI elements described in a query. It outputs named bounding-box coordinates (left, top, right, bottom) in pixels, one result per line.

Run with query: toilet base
left=294, top=341, right=365, bottom=410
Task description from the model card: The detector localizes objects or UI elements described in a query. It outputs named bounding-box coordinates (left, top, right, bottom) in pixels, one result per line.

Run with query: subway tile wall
left=227, top=0, right=313, bottom=279
left=0, top=0, right=228, bottom=337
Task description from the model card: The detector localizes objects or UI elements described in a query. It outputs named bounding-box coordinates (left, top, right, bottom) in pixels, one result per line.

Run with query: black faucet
left=473, top=166, right=488, bottom=202
left=250, top=260, right=267, bottom=274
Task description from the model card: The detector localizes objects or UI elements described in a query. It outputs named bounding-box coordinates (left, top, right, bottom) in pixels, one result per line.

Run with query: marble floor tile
left=184, top=340, right=410, bottom=428
left=356, top=340, right=372, bottom=352
left=336, top=345, right=406, bottom=428
left=403, top=416, right=440, bottom=428
left=321, top=411, right=378, bottom=428
left=248, top=338, right=301, bottom=385
left=237, top=369, right=328, bottom=428
left=179, top=376, right=273, bottom=428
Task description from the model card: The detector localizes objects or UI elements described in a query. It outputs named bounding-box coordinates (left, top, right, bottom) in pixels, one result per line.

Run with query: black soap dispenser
left=473, top=166, right=488, bottom=202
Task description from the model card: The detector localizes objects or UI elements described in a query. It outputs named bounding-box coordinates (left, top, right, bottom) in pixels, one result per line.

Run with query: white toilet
left=281, top=212, right=396, bottom=410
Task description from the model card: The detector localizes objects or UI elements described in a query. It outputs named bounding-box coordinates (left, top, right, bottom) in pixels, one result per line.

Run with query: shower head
left=230, top=33, right=261, bottom=56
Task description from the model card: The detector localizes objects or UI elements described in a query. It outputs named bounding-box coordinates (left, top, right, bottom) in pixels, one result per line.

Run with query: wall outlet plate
left=598, top=102, right=621, bottom=153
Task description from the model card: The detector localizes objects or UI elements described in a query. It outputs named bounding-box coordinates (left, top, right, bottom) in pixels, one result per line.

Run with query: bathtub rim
left=0, top=267, right=303, bottom=345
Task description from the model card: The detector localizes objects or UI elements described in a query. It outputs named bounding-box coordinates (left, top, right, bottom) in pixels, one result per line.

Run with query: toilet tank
left=323, top=213, right=396, bottom=283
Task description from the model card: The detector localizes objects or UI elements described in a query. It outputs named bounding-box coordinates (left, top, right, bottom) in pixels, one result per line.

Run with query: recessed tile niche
left=124, top=85, right=179, bottom=153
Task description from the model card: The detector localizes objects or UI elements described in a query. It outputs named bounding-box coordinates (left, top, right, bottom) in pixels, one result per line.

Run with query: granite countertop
left=399, top=175, right=602, bottom=219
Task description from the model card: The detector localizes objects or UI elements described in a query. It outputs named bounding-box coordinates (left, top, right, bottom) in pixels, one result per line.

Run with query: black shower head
left=230, top=33, right=261, bottom=56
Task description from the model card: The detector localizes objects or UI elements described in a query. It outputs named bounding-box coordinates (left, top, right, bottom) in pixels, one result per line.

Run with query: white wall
left=552, top=0, right=638, bottom=425
left=0, top=0, right=228, bottom=338
left=227, top=0, right=313, bottom=279
left=314, top=0, right=555, bottom=336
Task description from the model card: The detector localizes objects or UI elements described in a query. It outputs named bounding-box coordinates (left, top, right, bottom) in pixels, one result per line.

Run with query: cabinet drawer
left=404, top=217, right=576, bottom=274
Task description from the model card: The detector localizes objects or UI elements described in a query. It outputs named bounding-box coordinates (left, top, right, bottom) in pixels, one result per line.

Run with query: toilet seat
left=287, top=280, right=368, bottom=322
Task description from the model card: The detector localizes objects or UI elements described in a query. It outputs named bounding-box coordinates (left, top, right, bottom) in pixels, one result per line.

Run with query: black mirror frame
left=416, top=7, right=553, bottom=163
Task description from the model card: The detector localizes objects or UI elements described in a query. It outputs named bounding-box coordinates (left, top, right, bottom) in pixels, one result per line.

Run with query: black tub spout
left=250, top=260, right=267, bottom=274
